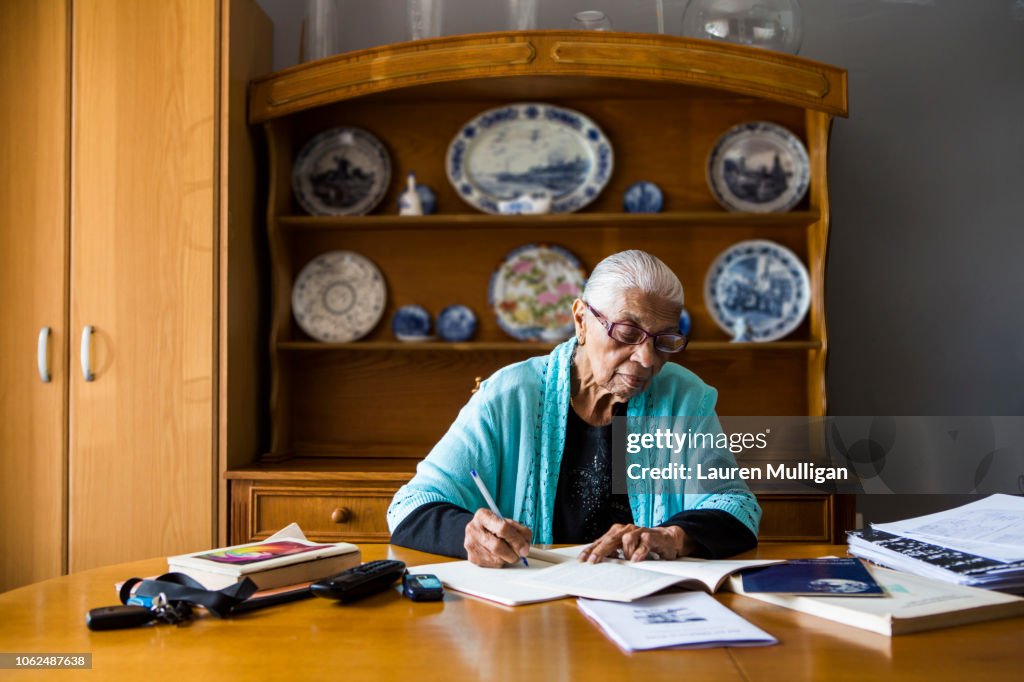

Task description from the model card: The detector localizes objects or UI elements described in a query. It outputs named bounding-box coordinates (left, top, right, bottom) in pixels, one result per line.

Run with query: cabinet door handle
left=330, top=507, right=352, bottom=524
left=38, top=327, right=52, bottom=383
left=80, top=325, right=95, bottom=382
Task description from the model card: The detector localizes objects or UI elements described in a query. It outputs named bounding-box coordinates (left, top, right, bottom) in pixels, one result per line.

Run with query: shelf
left=249, top=32, right=848, bottom=123
left=225, top=457, right=418, bottom=481
left=277, top=211, right=822, bottom=232
left=276, top=340, right=822, bottom=352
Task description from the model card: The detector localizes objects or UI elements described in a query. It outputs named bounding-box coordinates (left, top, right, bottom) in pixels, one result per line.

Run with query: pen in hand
left=470, top=469, right=529, bottom=567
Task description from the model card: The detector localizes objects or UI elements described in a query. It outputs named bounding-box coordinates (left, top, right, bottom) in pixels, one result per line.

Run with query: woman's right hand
left=464, top=508, right=532, bottom=567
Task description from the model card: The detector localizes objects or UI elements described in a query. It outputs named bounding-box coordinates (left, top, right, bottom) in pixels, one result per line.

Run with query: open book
left=409, top=546, right=782, bottom=606
left=728, top=562, right=1024, bottom=636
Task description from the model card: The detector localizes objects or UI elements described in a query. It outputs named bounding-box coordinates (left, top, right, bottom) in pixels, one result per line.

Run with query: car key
left=87, top=592, right=192, bottom=630
left=86, top=605, right=158, bottom=631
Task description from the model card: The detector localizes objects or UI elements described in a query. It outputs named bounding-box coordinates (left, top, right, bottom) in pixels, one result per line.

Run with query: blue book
left=740, top=558, right=885, bottom=597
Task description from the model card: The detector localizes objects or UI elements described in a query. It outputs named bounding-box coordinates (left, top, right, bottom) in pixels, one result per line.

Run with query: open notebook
left=408, top=546, right=781, bottom=606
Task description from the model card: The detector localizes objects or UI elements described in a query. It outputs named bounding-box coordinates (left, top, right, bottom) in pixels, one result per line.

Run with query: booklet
left=409, top=546, right=782, bottom=606
left=578, top=592, right=777, bottom=651
left=739, top=558, right=885, bottom=596
left=167, top=523, right=360, bottom=591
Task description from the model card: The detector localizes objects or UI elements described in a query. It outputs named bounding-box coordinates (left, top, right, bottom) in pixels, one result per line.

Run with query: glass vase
left=408, top=0, right=444, bottom=40
left=507, top=0, right=539, bottom=30
left=680, top=0, right=804, bottom=55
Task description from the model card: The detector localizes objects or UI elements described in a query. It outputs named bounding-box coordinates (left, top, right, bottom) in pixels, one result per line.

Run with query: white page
left=873, top=494, right=1024, bottom=562
left=578, top=592, right=777, bottom=651
left=623, top=557, right=785, bottom=590
left=409, top=559, right=567, bottom=606
left=514, top=560, right=685, bottom=602
left=542, top=546, right=783, bottom=591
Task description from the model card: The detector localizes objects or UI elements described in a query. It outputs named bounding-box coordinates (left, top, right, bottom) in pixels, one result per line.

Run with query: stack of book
left=848, top=494, right=1024, bottom=593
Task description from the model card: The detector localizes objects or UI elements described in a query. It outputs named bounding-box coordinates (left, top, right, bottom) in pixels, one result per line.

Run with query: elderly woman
left=387, top=250, right=760, bottom=566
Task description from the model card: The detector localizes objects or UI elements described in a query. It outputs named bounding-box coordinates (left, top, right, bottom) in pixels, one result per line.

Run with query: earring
left=577, top=334, right=585, bottom=346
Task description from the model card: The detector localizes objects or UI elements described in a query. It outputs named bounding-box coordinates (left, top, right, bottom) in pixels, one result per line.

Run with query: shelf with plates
left=232, top=31, right=853, bottom=545
left=275, top=340, right=822, bottom=352
left=276, top=211, right=822, bottom=232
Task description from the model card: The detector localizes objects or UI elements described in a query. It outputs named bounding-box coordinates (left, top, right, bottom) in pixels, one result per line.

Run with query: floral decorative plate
left=704, top=240, right=810, bottom=342
left=489, top=244, right=587, bottom=342
left=292, top=251, right=387, bottom=342
left=447, top=103, right=613, bottom=214
left=707, top=122, right=809, bottom=213
left=292, top=127, right=391, bottom=216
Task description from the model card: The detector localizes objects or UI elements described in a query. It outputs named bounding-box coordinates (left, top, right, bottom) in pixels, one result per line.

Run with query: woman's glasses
left=585, top=302, right=688, bottom=353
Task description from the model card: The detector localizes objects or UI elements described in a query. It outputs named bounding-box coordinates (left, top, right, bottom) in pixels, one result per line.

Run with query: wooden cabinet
left=0, top=0, right=271, bottom=591
left=232, top=32, right=852, bottom=545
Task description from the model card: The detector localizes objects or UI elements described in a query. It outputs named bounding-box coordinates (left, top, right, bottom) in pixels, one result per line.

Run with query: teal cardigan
left=387, top=338, right=761, bottom=544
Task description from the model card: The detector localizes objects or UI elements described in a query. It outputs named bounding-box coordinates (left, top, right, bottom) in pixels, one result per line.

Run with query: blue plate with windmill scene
left=292, top=127, right=391, bottom=216
left=703, top=240, right=809, bottom=342
left=446, top=103, right=614, bottom=214
left=707, top=122, right=809, bottom=213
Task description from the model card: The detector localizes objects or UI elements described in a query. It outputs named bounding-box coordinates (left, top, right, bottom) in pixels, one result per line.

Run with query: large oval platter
left=447, top=103, right=613, bottom=214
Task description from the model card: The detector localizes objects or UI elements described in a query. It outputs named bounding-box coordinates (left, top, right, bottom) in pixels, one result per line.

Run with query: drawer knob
left=331, top=507, right=352, bottom=524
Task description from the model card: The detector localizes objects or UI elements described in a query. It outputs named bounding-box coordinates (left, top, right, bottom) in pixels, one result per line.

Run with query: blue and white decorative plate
left=704, top=240, right=810, bottom=342
left=391, top=305, right=432, bottom=341
left=292, top=127, right=391, bottom=216
left=446, top=103, right=613, bottom=214
left=489, top=244, right=587, bottom=342
left=292, top=251, right=387, bottom=342
left=623, top=181, right=664, bottom=213
left=707, top=122, right=809, bottom=213
left=437, top=305, right=477, bottom=342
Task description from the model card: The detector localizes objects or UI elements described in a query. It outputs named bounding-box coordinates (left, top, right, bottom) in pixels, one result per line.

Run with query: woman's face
left=573, top=289, right=681, bottom=400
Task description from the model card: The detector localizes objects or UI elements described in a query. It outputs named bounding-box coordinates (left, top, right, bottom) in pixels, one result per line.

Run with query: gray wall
left=255, top=0, right=1024, bottom=523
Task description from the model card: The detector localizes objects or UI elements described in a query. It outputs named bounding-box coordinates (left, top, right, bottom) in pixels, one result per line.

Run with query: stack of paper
left=848, top=494, right=1024, bottom=592
left=578, top=592, right=777, bottom=651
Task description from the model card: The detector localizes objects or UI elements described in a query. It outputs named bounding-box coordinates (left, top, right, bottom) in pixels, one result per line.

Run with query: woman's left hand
left=579, top=523, right=695, bottom=563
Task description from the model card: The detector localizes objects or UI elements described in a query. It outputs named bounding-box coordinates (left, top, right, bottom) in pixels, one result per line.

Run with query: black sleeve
left=389, top=501, right=474, bottom=559
left=659, top=508, right=758, bottom=559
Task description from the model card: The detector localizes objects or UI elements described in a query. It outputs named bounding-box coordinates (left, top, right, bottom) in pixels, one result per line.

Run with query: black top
left=550, top=402, right=633, bottom=543
left=391, top=403, right=758, bottom=560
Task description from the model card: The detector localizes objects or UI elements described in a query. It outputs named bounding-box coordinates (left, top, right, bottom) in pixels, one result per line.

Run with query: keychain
left=86, top=592, right=193, bottom=631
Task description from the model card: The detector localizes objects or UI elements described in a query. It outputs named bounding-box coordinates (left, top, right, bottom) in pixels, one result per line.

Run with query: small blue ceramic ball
left=437, top=305, right=477, bottom=342
left=679, top=308, right=692, bottom=336
left=623, top=181, right=664, bottom=213
left=391, top=304, right=432, bottom=341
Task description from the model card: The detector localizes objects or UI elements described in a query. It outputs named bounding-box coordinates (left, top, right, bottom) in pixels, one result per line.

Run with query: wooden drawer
left=231, top=480, right=403, bottom=544
left=758, top=494, right=833, bottom=542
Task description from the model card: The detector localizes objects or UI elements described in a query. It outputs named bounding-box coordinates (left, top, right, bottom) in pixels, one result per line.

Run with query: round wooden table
left=0, top=544, right=1020, bottom=681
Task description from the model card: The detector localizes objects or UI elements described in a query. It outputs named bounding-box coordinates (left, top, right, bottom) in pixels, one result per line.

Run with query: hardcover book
left=740, top=558, right=885, bottom=596
left=729, top=563, right=1024, bottom=636
left=167, top=523, right=360, bottom=591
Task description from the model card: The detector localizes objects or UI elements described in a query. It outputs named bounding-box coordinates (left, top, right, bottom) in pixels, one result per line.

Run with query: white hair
left=582, top=250, right=684, bottom=310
